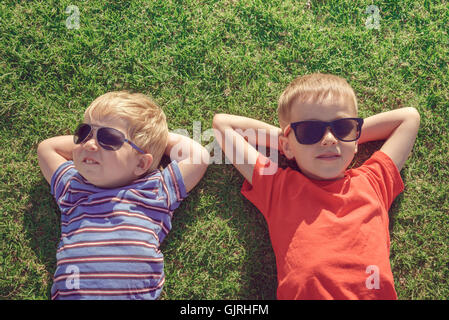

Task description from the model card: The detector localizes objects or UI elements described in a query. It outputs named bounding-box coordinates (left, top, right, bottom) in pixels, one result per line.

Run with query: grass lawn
left=1, top=0, right=448, bottom=299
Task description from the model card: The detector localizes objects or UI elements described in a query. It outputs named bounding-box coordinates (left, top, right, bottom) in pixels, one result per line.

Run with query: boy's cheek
left=71, top=149, right=80, bottom=164
left=72, top=145, right=83, bottom=159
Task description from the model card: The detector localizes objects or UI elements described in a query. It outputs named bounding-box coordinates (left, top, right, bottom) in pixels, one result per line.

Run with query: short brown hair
left=277, top=73, right=358, bottom=129
left=84, top=91, right=168, bottom=172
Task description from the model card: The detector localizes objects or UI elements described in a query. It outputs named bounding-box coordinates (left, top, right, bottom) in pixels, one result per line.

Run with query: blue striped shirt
left=50, top=160, right=187, bottom=300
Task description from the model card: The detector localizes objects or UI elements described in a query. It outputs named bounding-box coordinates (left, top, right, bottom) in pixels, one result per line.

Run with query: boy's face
left=281, top=95, right=358, bottom=181
left=72, top=117, right=152, bottom=188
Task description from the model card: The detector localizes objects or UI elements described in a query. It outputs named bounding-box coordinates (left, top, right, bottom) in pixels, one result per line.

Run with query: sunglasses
left=73, top=123, right=145, bottom=154
left=284, top=118, right=364, bottom=145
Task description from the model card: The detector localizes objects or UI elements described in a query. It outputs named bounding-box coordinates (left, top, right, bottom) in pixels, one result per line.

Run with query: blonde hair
left=84, top=91, right=168, bottom=172
left=277, top=73, right=358, bottom=129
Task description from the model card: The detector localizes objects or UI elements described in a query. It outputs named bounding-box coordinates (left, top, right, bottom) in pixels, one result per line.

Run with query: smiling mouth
left=83, top=158, right=100, bottom=165
left=316, top=154, right=341, bottom=160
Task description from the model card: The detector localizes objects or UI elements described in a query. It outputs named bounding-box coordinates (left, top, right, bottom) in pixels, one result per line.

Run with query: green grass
left=1, top=0, right=448, bottom=299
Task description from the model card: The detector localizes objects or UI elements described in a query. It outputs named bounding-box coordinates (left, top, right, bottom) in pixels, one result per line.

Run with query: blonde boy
left=213, top=73, right=420, bottom=299
left=37, top=91, right=209, bottom=299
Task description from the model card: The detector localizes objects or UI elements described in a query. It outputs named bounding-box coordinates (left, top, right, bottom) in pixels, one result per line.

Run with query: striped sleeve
left=50, top=161, right=77, bottom=204
left=160, top=160, right=188, bottom=211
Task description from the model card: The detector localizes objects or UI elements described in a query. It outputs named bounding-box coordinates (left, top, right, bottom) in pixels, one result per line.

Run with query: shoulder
left=251, top=153, right=305, bottom=185
left=50, top=161, right=80, bottom=195
left=350, top=151, right=404, bottom=207
left=241, top=154, right=307, bottom=218
left=139, top=160, right=188, bottom=210
left=160, top=160, right=187, bottom=192
left=354, top=151, right=403, bottom=182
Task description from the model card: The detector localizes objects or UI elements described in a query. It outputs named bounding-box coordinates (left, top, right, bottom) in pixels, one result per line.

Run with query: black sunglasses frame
left=73, top=123, right=145, bottom=154
left=289, top=118, right=364, bottom=145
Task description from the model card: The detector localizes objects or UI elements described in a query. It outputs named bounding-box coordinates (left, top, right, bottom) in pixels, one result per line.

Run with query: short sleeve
left=50, top=161, right=77, bottom=203
left=161, top=160, right=188, bottom=211
left=240, top=153, right=284, bottom=219
left=357, top=151, right=404, bottom=210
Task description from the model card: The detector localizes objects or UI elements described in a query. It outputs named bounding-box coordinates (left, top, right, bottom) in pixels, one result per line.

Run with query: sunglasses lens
left=74, top=124, right=91, bottom=144
left=294, top=121, right=325, bottom=144
left=292, top=118, right=362, bottom=144
left=97, top=127, right=125, bottom=151
left=333, top=119, right=360, bottom=141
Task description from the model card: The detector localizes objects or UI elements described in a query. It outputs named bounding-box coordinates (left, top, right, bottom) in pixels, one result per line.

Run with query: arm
left=164, top=132, right=209, bottom=193
left=212, top=113, right=281, bottom=184
left=358, top=107, right=420, bottom=171
left=37, top=135, right=75, bottom=184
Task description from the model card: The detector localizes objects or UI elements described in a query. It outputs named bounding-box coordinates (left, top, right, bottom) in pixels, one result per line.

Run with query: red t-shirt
left=241, top=151, right=404, bottom=300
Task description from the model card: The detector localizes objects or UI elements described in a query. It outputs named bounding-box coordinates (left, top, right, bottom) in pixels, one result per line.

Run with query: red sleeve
left=240, top=153, right=285, bottom=220
left=357, top=150, right=405, bottom=210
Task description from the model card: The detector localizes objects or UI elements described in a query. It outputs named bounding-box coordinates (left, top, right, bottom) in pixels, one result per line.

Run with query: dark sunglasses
left=73, top=123, right=145, bottom=154
left=284, top=118, right=364, bottom=145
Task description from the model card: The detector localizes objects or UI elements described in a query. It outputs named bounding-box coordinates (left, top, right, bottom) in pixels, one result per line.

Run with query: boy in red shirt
left=212, top=73, right=420, bottom=299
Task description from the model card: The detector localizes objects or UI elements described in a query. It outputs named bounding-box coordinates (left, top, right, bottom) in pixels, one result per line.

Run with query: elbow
left=37, top=139, right=50, bottom=157
left=212, top=113, right=228, bottom=130
left=212, top=114, right=221, bottom=129
left=406, top=107, right=421, bottom=126
left=212, top=114, right=226, bottom=142
left=400, top=107, right=420, bottom=138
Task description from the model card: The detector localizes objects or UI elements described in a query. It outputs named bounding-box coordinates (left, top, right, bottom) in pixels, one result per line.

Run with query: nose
left=320, top=127, right=338, bottom=146
left=82, top=136, right=99, bottom=151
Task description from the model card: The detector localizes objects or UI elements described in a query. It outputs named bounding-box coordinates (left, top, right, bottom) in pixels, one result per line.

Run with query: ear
left=354, top=141, right=358, bottom=154
left=134, top=153, right=153, bottom=176
left=279, top=135, right=295, bottom=160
